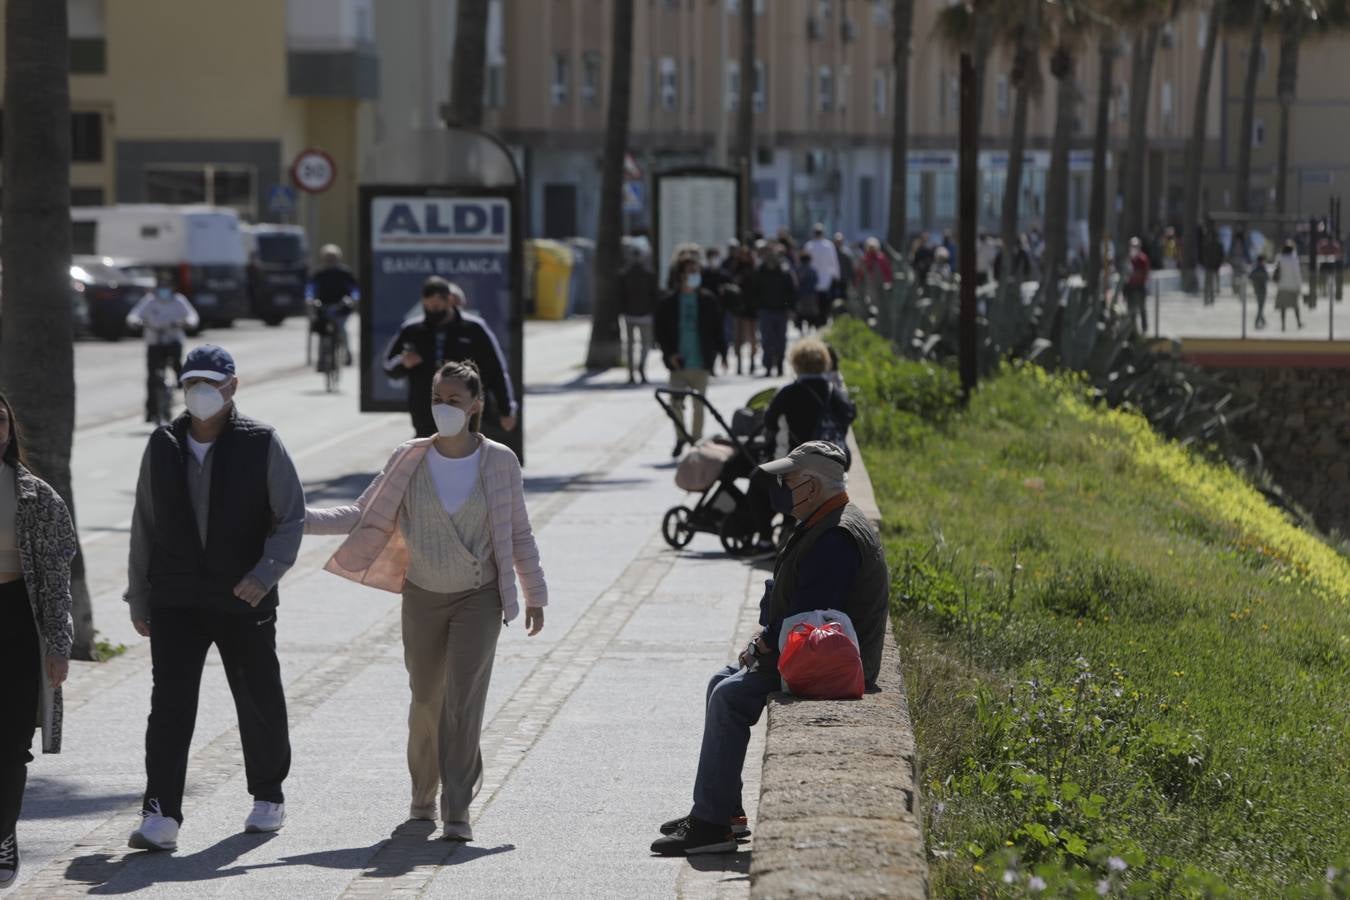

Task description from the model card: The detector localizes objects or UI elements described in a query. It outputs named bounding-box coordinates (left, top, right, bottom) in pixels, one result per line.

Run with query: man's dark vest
left=147, top=408, right=277, bottom=614
left=767, top=502, right=890, bottom=688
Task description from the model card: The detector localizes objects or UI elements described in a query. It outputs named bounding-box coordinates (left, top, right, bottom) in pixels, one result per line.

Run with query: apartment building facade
left=479, top=0, right=1222, bottom=250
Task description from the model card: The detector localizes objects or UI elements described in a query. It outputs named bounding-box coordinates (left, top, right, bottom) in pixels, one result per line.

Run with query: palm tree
left=1041, top=2, right=1107, bottom=282
left=933, top=2, right=999, bottom=151
left=1180, top=0, right=1228, bottom=293
left=1271, top=0, right=1350, bottom=216
left=1232, top=0, right=1267, bottom=216
left=999, top=0, right=1042, bottom=297
left=738, top=0, right=756, bottom=237
left=1118, top=2, right=1170, bottom=252
left=584, top=0, right=634, bottom=371
left=887, top=0, right=916, bottom=252
left=0, top=0, right=96, bottom=658
left=447, top=0, right=490, bottom=127
left=1085, top=32, right=1120, bottom=299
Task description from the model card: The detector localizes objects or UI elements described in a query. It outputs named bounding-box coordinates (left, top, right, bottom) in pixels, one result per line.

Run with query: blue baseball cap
left=180, top=345, right=237, bottom=384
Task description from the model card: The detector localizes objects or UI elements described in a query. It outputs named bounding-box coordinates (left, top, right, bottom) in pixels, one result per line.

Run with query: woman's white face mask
left=432, top=404, right=468, bottom=437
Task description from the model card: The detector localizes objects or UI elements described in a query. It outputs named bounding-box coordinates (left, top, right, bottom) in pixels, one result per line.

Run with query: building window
left=71, top=111, right=103, bottom=162
left=819, top=66, right=833, bottom=112
left=485, top=64, right=505, bottom=109
left=688, top=55, right=697, bottom=111
left=659, top=57, right=678, bottom=111
left=1118, top=83, right=1129, bottom=120
left=818, top=0, right=833, bottom=17
left=582, top=52, right=601, bottom=107
left=859, top=175, right=874, bottom=230
left=873, top=70, right=887, bottom=115
left=68, top=0, right=106, bottom=75
left=726, top=60, right=740, bottom=111
left=936, top=171, right=956, bottom=220
left=1197, top=12, right=1208, bottom=49
left=1160, top=80, right=1173, bottom=119
left=1253, top=118, right=1265, bottom=147
left=726, top=0, right=766, bottom=12
left=551, top=53, right=570, bottom=106
left=754, top=60, right=766, bottom=113
left=71, top=186, right=104, bottom=207
left=996, top=76, right=1009, bottom=116
left=805, top=71, right=813, bottom=117
left=838, top=65, right=850, bottom=112
left=144, top=164, right=257, bottom=218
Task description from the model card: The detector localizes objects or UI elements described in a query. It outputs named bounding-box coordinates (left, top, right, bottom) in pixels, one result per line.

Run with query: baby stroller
left=654, top=387, right=782, bottom=557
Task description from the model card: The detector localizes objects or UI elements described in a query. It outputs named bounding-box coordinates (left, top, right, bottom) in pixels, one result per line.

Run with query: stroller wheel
left=718, top=517, right=754, bottom=558
left=662, top=506, right=696, bottom=550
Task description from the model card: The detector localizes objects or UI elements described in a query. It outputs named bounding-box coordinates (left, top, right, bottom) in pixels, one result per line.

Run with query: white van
left=71, top=205, right=249, bottom=325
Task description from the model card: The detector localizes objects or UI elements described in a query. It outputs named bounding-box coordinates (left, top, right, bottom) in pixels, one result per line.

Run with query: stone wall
left=1211, top=367, right=1350, bottom=537
left=749, top=436, right=929, bottom=899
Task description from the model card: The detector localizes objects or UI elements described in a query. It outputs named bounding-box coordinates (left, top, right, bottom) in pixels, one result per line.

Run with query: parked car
left=72, top=256, right=157, bottom=341
left=0, top=261, right=91, bottom=339
left=243, top=224, right=309, bottom=326
left=71, top=204, right=250, bottom=327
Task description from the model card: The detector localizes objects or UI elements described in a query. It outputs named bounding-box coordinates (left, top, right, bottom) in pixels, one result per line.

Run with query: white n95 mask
left=432, top=405, right=467, bottom=437
left=184, top=383, right=225, bottom=421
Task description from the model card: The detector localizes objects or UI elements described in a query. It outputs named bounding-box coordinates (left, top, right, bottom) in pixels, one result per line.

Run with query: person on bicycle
left=126, top=276, right=199, bottom=424
left=308, top=244, right=358, bottom=367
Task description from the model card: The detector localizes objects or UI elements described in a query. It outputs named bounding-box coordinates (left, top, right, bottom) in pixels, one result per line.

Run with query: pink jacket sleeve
left=508, top=456, right=548, bottom=608
left=304, top=445, right=402, bottom=536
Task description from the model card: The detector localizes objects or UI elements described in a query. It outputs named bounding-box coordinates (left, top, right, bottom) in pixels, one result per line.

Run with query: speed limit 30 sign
left=291, top=148, right=336, bottom=194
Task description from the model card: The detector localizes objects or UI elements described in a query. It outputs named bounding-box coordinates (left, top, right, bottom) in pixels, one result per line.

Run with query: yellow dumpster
left=528, top=239, right=575, bottom=320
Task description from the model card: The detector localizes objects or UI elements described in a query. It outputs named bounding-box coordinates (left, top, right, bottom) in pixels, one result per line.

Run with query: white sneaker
left=244, top=801, right=286, bottom=834
left=0, top=832, right=19, bottom=887
left=129, top=802, right=179, bottom=852
left=441, top=821, right=473, bottom=843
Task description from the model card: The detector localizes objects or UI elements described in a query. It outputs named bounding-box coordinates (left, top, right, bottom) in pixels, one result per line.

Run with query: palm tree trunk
left=1086, top=35, right=1117, bottom=300
left=1121, top=23, right=1163, bottom=252
left=887, top=0, right=915, bottom=252
left=584, top=0, right=634, bottom=371
left=1042, top=47, right=1077, bottom=285
left=1274, top=15, right=1301, bottom=216
left=1235, top=0, right=1266, bottom=214
left=0, top=0, right=95, bottom=659
left=737, top=0, right=756, bottom=237
left=999, top=0, right=1040, bottom=293
left=1181, top=0, right=1225, bottom=293
left=447, top=0, right=489, bottom=127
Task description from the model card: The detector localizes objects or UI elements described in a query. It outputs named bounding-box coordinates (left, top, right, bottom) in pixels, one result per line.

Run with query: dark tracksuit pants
left=0, top=580, right=39, bottom=842
left=143, top=606, right=290, bottom=823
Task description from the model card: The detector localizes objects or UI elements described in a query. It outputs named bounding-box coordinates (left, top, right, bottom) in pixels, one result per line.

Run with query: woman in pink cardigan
left=305, top=360, right=546, bottom=843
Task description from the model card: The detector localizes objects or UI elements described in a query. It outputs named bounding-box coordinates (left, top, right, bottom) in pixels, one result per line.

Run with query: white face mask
left=431, top=404, right=468, bottom=438
left=185, top=383, right=226, bottom=421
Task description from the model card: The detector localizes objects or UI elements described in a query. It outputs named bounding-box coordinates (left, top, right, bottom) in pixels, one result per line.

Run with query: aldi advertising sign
left=360, top=188, right=523, bottom=455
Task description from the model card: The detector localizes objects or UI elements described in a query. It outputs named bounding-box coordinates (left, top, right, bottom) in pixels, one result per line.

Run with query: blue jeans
left=691, top=664, right=780, bottom=824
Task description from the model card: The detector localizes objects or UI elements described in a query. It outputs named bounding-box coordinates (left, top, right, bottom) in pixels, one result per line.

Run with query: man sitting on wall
left=649, top=442, right=890, bottom=856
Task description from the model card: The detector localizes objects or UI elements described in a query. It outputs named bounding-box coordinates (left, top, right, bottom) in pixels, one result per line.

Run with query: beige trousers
left=401, top=581, right=502, bottom=824
left=669, top=367, right=711, bottom=442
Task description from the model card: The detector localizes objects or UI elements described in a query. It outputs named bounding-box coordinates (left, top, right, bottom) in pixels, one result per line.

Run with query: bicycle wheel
left=324, top=332, right=341, bottom=392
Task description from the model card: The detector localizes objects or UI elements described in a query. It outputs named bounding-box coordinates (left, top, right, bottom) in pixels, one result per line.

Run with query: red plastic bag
left=778, top=621, right=865, bottom=700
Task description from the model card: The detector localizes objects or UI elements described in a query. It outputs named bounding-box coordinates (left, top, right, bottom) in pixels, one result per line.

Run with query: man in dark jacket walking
left=651, top=442, right=890, bottom=856
left=747, top=244, right=797, bottom=377
left=619, top=244, right=660, bottom=385
left=125, top=345, right=305, bottom=851
left=656, top=257, right=726, bottom=457
left=384, top=277, right=518, bottom=438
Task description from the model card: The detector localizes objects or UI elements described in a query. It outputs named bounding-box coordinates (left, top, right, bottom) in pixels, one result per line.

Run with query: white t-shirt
left=425, top=444, right=482, bottom=515
left=186, top=436, right=213, bottom=466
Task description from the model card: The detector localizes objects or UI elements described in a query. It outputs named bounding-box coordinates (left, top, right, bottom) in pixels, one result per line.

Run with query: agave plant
left=856, top=259, right=1321, bottom=528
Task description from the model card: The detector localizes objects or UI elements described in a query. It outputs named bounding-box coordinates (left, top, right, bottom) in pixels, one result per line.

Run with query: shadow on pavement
left=303, top=471, right=379, bottom=503
left=71, top=833, right=279, bottom=894
left=22, top=779, right=140, bottom=820
left=525, top=370, right=648, bottom=395
left=523, top=473, right=646, bottom=495
left=684, top=849, right=752, bottom=880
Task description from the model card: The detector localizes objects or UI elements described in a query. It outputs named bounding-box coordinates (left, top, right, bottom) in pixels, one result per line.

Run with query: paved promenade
left=11, top=320, right=779, bottom=898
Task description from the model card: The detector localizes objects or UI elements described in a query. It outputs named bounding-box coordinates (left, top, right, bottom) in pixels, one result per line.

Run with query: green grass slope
left=830, top=319, right=1350, bottom=898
